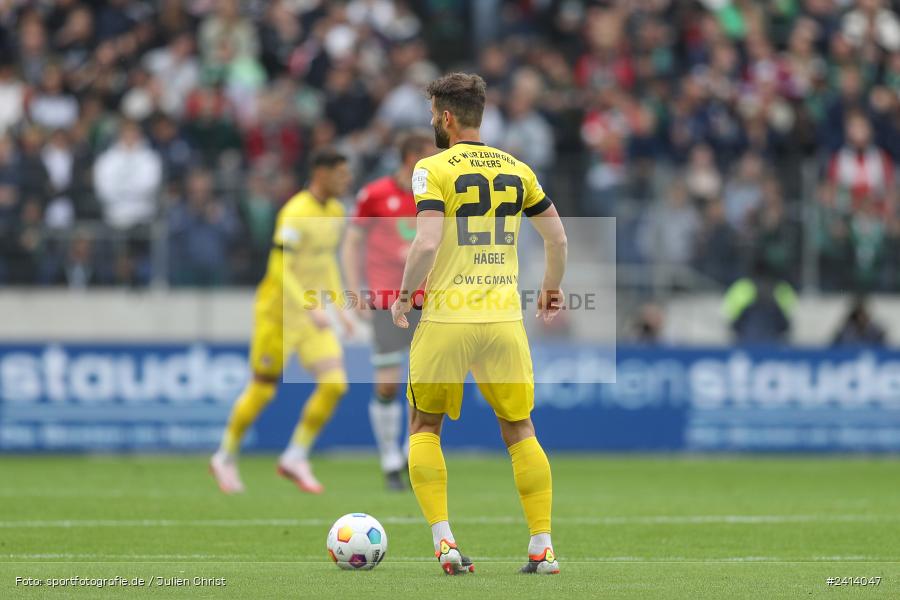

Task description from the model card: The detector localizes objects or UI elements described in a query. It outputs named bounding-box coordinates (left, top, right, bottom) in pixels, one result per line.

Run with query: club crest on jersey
left=505, top=233, right=514, bottom=244
left=469, top=234, right=478, bottom=244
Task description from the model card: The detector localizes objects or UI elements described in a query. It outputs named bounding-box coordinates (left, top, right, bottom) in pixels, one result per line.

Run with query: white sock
left=213, top=448, right=235, bottom=463
left=431, top=520, right=454, bottom=552
left=369, top=397, right=405, bottom=472
left=528, top=533, right=553, bottom=556
left=279, top=443, right=308, bottom=464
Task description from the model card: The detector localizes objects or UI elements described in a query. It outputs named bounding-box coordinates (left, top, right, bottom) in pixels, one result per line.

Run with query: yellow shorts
left=406, top=320, right=534, bottom=422
left=249, top=314, right=343, bottom=379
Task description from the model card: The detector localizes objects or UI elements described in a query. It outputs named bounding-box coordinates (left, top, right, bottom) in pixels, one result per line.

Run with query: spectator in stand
left=502, top=67, right=555, bottom=186
left=0, top=183, right=19, bottom=248
left=324, top=65, right=374, bottom=136
left=244, top=86, right=302, bottom=170
left=18, top=126, right=51, bottom=206
left=748, top=180, right=801, bottom=284
left=52, top=3, right=96, bottom=73
left=259, top=0, right=303, bottom=77
left=581, top=87, right=630, bottom=215
left=148, top=112, right=193, bottom=184
left=0, top=60, right=24, bottom=134
left=817, top=110, right=894, bottom=289
left=240, top=162, right=279, bottom=283
left=93, top=120, right=162, bottom=230
left=168, top=168, right=238, bottom=287
left=17, top=13, right=49, bottom=86
left=42, top=231, right=106, bottom=288
left=183, top=86, right=242, bottom=168
left=723, top=152, right=765, bottom=231
left=684, top=143, right=723, bottom=204
left=2, top=197, right=44, bottom=284
left=723, top=258, right=797, bottom=345
left=832, top=296, right=887, bottom=346
left=821, top=66, right=866, bottom=152
left=40, top=129, right=79, bottom=230
left=823, top=111, right=895, bottom=216
left=695, top=197, right=740, bottom=286
left=143, top=31, right=200, bottom=118
left=374, top=62, right=437, bottom=132
left=637, top=179, right=701, bottom=289
left=198, top=0, right=260, bottom=72
left=841, top=0, right=900, bottom=54
left=0, top=135, right=19, bottom=190
left=28, top=63, right=79, bottom=131
left=0, top=0, right=897, bottom=293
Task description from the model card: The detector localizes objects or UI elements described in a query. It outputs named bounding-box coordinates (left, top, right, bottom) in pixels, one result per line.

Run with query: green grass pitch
left=1, top=454, right=898, bottom=599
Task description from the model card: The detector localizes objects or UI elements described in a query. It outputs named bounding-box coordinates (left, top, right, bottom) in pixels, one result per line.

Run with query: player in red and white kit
left=341, top=131, right=436, bottom=490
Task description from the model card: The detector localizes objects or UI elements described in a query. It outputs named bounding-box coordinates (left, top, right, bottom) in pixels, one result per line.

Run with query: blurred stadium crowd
left=0, top=0, right=898, bottom=293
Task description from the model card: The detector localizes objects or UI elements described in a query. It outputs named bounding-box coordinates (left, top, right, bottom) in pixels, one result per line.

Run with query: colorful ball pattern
left=326, top=513, right=388, bottom=570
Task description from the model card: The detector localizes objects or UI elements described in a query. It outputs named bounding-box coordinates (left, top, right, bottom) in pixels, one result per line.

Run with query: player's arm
left=391, top=211, right=443, bottom=328
left=392, top=162, right=444, bottom=327
left=527, top=201, right=567, bottom=323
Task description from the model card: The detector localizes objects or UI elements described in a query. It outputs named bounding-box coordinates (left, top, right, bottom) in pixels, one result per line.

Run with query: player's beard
left=433, top=121, right=450, bottom=149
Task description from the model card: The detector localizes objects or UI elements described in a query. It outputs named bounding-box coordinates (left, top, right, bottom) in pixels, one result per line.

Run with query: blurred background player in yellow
left=211, top=149, right=353, bottom=495
left=342, top=131, right=435, bottom=491
left=391, top=74, right=567, bottom=575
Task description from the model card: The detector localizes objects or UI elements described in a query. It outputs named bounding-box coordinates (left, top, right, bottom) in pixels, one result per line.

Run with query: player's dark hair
left=397, top=130, right=433, bottom=161
left=425, top=72, right=487, bottom=128
left=310, top=148, right=348, bottom=170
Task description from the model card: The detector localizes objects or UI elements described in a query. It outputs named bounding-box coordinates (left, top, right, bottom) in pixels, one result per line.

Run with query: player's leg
left=211, top=318, right=285, bottom=494
left=369, top=309, right=419, bottom=490
left=473, top=321, right=558, bottom=574
left=406, top=321, right=474, bottom=574
left=278, top=325, right=348, bottom=493
left=498, top=417, right=558, bottom=574
left=408, top=406, right=472, bottom=574
left=371, top=367, right=406, bottom=489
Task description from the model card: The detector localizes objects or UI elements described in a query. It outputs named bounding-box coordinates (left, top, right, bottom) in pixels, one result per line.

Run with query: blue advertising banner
left=1, top=343, right=899, bottom=452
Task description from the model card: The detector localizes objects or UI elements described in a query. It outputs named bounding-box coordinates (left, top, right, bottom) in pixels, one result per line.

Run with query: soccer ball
left=326, top=513, right=388, bottom=570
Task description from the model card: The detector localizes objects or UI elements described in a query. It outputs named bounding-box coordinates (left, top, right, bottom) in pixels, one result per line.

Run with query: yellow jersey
left=412, top=141, right=552, bottom=323
left=255, top=190, right=345, bottom=321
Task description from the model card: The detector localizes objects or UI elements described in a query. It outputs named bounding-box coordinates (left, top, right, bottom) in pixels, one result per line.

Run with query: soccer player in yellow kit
left=391, top=73, right=568, bottom=575
left=211, top=149, right=353, bottom=495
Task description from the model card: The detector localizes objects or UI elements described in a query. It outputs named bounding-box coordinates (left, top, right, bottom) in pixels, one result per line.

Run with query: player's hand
left=536, top=288, right=564, bottom=323
left=309, top=308, right=330, bottom=330
left=391, top=296, right=411, bottom=328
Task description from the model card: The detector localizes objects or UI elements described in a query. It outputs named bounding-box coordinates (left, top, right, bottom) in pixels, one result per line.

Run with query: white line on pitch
left=3, top=554, right=896, bottom=563
left=0, top=514, right=896, bottom=529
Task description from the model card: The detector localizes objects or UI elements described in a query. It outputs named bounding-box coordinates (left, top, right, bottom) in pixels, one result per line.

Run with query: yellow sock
left=221, top=380, right=276, bottom=454
left=408, top=432, right=448, bottom=525
left=291, top=368, right=348, bottom=449
left=509, top=436, right=552, bottom=535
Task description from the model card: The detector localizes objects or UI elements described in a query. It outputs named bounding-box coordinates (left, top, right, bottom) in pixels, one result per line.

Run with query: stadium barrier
left=2, top=342, right=899, bottom=453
